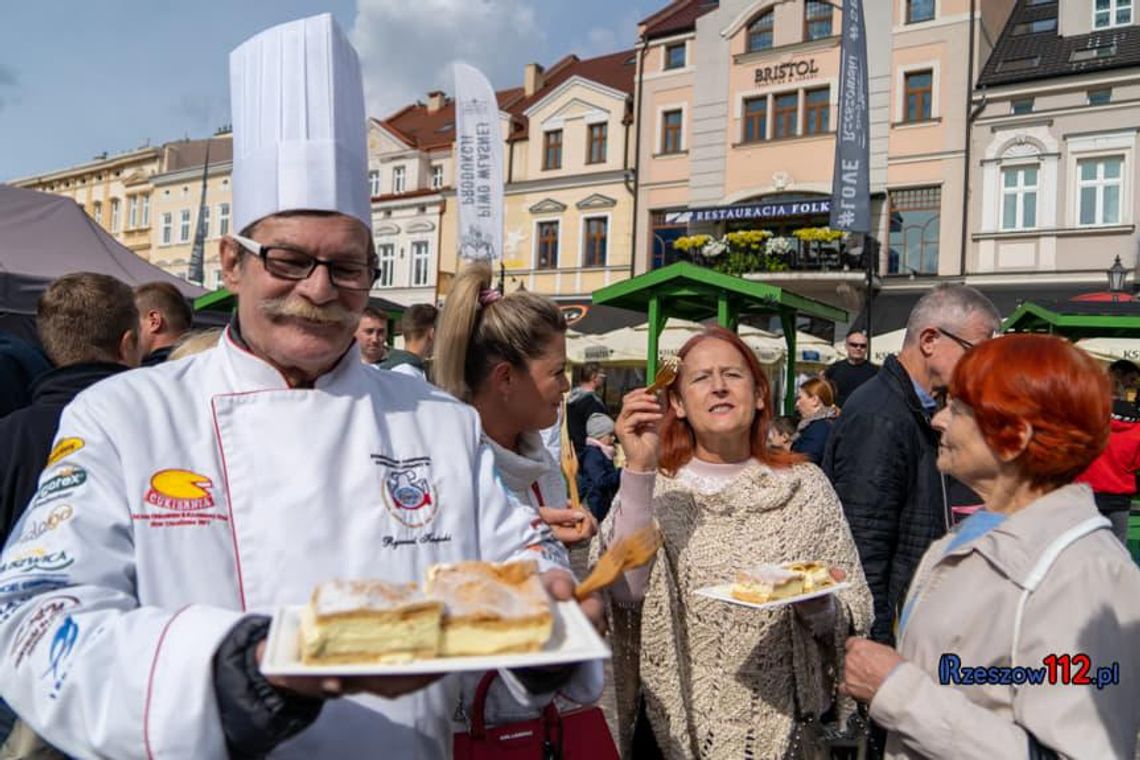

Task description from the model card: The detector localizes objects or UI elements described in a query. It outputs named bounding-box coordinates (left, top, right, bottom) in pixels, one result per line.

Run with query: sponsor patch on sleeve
left=31, top=466, right=88, bottom=509
left=45, top=438, right=84, bottom=468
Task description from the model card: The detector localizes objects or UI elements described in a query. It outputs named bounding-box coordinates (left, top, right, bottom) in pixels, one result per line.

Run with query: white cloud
left=571, top=7, right=642, bottom=58
left=351, top=0, right=549, bottom=120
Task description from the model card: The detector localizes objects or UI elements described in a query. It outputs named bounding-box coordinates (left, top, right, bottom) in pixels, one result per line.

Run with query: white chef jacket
left=389, top=362, right=427, bottom=381
left=0, top=328, right=602, bottom=759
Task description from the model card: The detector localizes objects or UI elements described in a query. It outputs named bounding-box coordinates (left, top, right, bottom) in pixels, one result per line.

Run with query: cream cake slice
left=300, top=579, right=444, bottom=664
left=730, top=564, right=805, bottom=604
left=426, top=560, right=553, bottom=656
left=786, top=561, right=835, bottom=592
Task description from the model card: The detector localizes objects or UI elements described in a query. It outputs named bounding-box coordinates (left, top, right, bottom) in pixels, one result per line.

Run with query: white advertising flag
left=454, top=62, right=504, bottom=262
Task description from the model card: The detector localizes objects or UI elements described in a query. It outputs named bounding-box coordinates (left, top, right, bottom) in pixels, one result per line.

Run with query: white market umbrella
left=865, top=328, right=907, bottom=364
left=1076, top=337, right=1140, bottom=364
left=565, top=329, right=643, bottom=365
left=786, top=330, right=841, bottom=367
left=590, top=319, right=788, bottom=367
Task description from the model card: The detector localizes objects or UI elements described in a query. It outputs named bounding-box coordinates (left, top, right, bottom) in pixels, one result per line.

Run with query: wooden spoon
left=574, top=523, right=662, bottom=600
left=560, top=400, right=587, bottom=514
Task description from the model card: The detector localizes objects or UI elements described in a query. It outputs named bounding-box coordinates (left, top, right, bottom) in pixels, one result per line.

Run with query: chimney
left=524, top=63, right=545, bottom=97
left=427, top=90, right=445, bottom=113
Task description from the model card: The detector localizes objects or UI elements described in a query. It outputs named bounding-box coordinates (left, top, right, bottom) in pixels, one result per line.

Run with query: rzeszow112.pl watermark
left=939, top=653, right=1120, bottom=689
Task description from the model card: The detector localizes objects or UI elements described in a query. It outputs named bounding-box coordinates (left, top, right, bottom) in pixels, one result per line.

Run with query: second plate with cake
left=695, top=581, right=851, bottom=611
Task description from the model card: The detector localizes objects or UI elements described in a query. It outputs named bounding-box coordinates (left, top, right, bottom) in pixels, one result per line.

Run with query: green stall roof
left=1002, top=299, right=1140, bottom=339
left=592, top=262, right=849, bottom=413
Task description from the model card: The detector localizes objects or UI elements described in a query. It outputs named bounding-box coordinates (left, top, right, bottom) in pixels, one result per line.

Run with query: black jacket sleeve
left=823, top=412, right=909, bottom=644
left=213, top=615, right=325, bottom=758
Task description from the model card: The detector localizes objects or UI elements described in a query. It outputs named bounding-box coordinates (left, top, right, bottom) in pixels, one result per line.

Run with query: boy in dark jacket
left=578, top=413, right=620, bottom=522
left=0, top=273, right=139, bottom=543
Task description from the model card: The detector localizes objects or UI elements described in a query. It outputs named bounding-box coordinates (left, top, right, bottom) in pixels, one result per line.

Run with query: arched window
left=747, top=10, right=774, bottom=52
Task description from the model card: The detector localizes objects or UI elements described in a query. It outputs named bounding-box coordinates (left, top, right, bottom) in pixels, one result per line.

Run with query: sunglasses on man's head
left=847, top=341, right=868, bottom=349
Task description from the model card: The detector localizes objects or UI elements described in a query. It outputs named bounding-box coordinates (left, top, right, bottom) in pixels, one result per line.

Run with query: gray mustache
left=258, top=297, right=354, bottom=327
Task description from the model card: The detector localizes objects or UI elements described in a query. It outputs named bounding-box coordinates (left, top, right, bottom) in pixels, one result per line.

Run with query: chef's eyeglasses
left=231, top=234, right=379, bottom=291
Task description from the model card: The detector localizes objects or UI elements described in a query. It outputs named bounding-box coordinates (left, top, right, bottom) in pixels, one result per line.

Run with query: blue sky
left=0, top=0, right=660, bottom=181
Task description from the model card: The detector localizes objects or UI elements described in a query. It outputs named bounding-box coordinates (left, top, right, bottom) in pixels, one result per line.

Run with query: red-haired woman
left=841, top=334, right=1140, bottom=759
left=595, top=327, right=872, bottom=758
left=792, top=377, right=839, bottom=464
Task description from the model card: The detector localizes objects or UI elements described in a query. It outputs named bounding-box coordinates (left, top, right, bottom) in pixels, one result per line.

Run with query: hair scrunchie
left=478, top=288, right=503, bottom=308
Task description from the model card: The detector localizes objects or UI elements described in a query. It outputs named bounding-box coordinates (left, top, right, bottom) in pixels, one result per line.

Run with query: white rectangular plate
left=694, top=581, right=850, bottom=612
left=261, top=601, right=611, bottom=677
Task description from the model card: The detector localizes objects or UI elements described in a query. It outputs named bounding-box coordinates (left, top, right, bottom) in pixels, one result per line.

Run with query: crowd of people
left=1, top=11, right=1138, bottom=760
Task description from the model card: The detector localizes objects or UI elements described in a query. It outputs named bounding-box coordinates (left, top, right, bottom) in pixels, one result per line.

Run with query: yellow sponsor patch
left=46, top=438, right=84, bottom=467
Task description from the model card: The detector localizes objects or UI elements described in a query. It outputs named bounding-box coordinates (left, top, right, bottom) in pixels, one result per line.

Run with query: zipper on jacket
left=940, top=474, right=950, bottom=532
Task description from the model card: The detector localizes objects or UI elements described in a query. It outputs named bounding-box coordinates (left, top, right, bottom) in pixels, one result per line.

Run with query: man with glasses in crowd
left=822, top=284, right=1000, bottom=756
left=0, top=15, right=600, bottom=758
left=824, top=285, right=1000, bottom=644
left=825, top=328, right=879, bottom=408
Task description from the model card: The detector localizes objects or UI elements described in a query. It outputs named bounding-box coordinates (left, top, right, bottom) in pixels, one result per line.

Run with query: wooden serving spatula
left=560, top=399, right=586, bottom=514
left=574, top=523, right=662, bottom=600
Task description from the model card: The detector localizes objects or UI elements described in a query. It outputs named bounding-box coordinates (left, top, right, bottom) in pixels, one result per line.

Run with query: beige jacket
left=870, top=483, right=1140, bottom=759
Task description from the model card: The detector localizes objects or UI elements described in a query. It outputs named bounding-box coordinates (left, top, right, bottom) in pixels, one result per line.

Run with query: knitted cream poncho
left=595, top=461, right=873, bottom=759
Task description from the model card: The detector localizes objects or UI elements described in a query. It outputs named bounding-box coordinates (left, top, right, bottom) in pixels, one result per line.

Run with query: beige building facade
left=437, top=52, right=637, bottom=303
left=149, top=137, right=234, bottom=288
left=633, top=0, right=1015, bottom=329
left=9, top=147, right=163, bottom=258
left=9, top=136, right=234, bottom=288
left=366, top=108, right=451, bottom=307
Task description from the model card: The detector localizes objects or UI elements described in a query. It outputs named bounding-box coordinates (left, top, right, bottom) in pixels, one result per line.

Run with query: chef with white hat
left=0, top=14, right=603, bottom=759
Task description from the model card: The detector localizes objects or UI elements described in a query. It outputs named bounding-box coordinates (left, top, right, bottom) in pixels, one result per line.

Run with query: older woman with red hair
left=841, top=334, right=1140, bottom=759
left=595, top=327, right=872, bottom=758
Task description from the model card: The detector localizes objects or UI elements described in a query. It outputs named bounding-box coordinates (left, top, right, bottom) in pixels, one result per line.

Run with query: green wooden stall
left=591, top=262, right=848, bottom=415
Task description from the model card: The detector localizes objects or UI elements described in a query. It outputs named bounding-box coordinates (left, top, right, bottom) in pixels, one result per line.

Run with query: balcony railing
left=662, top=233, right=870, bottom=277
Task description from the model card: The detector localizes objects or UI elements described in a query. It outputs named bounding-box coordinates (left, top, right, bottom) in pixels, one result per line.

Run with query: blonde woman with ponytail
left=435, top=261, right=598, bottom=547
left=435, top=262, right=608, bottom=737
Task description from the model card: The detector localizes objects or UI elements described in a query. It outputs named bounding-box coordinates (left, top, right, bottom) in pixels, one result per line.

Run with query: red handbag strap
left=468, top=670, right=499, bottom=738
left=467, top=670, right=567, bottom=753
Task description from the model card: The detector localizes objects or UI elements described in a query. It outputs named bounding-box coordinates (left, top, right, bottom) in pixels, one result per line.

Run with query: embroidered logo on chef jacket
left=45, top=437, right=84, bottom=468
left=135, top=469, right=229, bottom=528
left=144, top=469, right=215, bottom=511
left=371, top=454, right=437, bottom=528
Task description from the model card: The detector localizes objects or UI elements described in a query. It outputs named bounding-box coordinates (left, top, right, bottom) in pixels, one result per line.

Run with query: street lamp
left=1107, top=255, right=1127, bottom=301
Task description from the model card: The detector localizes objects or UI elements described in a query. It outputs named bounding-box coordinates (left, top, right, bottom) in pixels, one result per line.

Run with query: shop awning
left=555, top=301, right=646, bottom=335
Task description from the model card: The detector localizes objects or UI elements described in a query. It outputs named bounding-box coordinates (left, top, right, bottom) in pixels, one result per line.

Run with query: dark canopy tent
left=0, top=184, right=207, bottom=340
